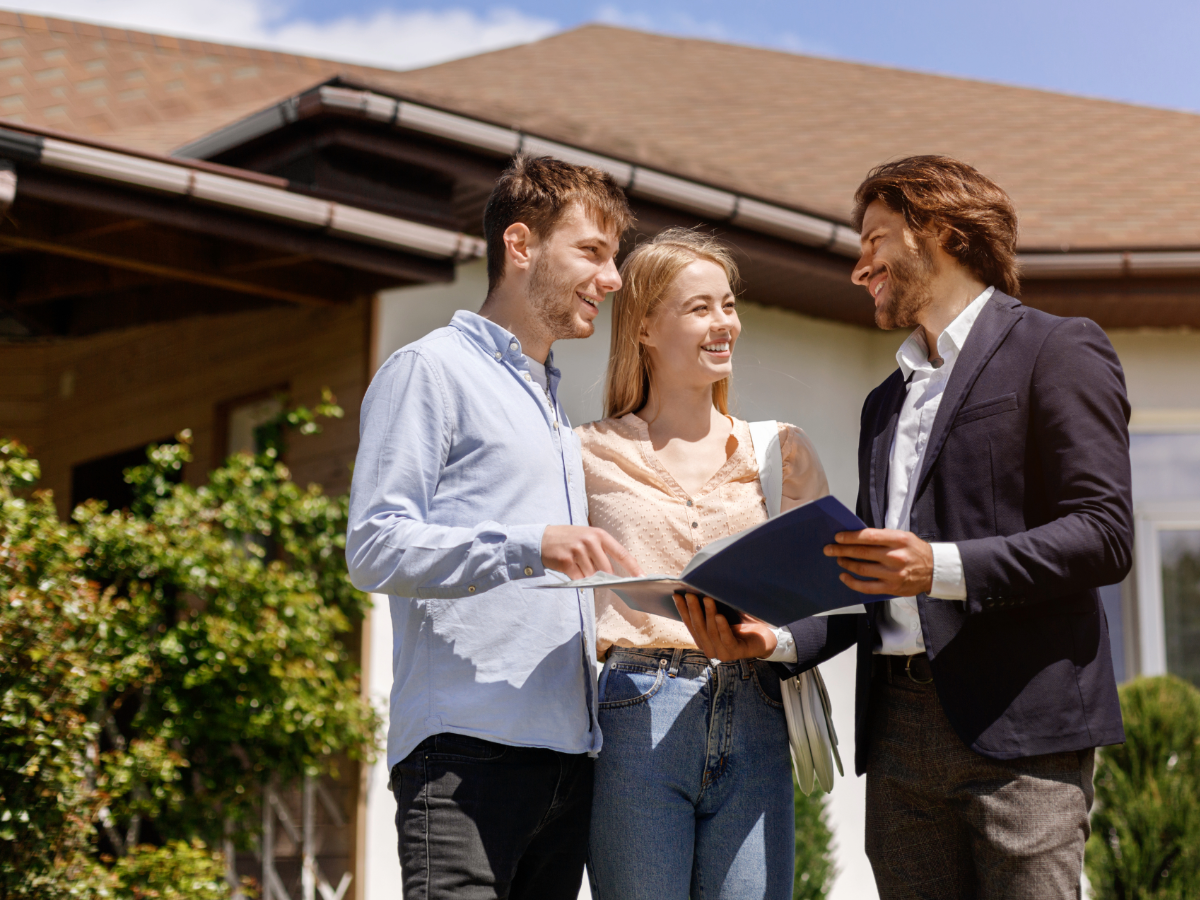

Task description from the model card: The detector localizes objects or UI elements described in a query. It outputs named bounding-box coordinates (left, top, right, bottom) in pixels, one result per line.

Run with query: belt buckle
left=905, top=654, right=933, bottom=685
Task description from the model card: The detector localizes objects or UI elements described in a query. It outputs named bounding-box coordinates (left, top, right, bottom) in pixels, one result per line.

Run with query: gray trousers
left=865, top=655, right=1094, bottom=900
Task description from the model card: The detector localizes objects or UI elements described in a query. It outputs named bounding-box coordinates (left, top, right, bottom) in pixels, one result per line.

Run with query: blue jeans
left=589, top=647, right=795, bottom=900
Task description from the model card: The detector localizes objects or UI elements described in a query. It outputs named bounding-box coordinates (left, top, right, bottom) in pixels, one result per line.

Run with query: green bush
left=0, top=395, right=379, bottom=898
left=1086, top=675, right=1200, bottom=899
left=794, top=783, right=835, bottom=899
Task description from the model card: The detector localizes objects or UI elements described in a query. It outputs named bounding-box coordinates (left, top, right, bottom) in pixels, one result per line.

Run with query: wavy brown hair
left=852, top=155, right=1020, bottom=296
left=604, top=228, right=740, bottom=420
left=483, top=154, right=634, bottom=292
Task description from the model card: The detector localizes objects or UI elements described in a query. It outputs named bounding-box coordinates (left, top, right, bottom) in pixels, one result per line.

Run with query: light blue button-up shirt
left=347, top=310, right=599, bottom=768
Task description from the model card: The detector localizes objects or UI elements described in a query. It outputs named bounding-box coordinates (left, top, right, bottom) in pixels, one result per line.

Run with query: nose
left=597, top=254, right=622, bottom=295
left=851, top=251, right=871, bottom=287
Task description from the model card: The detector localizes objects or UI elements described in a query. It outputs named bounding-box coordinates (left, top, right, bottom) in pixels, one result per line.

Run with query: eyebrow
left=687, top=292, right=735, bottom=302
left=577, top=234, right=618, bottom=250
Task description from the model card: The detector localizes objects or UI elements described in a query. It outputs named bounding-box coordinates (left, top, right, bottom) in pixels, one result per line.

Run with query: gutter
left=176, top=85, right=865, bottom=258
left=1017, top=251, right=1200, bottom=279
left=174, top=85, right=1200, bottom=280
left=0, top=125, right=485, bottom=263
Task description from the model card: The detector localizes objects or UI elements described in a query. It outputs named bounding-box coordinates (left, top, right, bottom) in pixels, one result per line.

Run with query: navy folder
left=531, top=495, right=889, bottom=626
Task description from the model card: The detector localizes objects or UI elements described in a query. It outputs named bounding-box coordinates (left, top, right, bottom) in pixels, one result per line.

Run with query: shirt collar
left=896, top=285, right=995, bottom=380
left=451, top=309, right=561, bottom=381
left=449, top=309, right=558, bottom=371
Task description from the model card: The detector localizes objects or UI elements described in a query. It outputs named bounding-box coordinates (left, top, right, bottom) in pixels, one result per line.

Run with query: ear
left=502, top=223, right=535, bottom=274
left=638, top=315, right=656, bottom=350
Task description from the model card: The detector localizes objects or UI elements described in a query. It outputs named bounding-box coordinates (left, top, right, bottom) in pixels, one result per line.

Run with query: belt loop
left=668, top=647, right=683, bottom=678
left=739, top=658, right=751, bottom=680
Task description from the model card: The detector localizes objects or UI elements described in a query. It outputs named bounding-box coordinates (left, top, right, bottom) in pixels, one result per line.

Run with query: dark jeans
left=391, top=733, right=594, bottom=900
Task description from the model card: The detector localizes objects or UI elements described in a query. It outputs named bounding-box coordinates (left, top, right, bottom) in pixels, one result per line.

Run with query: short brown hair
left=482, top=154, right=634, bottom=292
left=604, top=227, right=739, bottom=419
left=852, top=156, right=1020, bottom=296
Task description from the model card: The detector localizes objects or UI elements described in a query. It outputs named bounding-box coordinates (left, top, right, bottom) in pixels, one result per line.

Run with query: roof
left=359, top=25, right=1200, bottom=253
left=2, top=14, right=1199, bottom=255
left=0, top=10, right=389, bottom=153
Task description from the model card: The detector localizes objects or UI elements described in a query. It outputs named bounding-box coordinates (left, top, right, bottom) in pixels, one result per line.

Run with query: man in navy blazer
left=679, top=156, right=1132, bottom=898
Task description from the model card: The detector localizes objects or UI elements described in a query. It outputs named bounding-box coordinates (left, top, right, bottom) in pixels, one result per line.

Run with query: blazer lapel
left=866, top=371, right=905, bottom=529
left=914, top=291, right=1024, bottom=496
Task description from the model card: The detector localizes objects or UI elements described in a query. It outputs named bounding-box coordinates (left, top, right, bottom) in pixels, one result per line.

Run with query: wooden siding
left=0, top=299, right=369, bottom=516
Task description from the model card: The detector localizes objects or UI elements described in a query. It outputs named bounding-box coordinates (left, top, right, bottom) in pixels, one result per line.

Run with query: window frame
left=1133, top=501, right=1200, bottom=677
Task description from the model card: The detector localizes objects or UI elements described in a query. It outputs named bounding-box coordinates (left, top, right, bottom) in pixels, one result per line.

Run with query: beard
left=875, top=238, right=936, bottom=330
left=527, top=252, right=593, bottom=343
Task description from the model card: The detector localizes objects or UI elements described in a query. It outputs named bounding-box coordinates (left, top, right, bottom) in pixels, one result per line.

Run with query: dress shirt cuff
left=929, top=542, right=967, bottom=600
left=765, top=625, right=798, bottom=663
left=505, top=523, right=548, bottom=582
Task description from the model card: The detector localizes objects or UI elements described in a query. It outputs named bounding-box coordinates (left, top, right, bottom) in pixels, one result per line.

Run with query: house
left=2, top=12, right=1199, bottom=900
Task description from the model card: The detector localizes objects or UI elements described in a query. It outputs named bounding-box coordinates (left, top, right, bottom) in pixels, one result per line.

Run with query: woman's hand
left=674, top=593, right=777, bottom=661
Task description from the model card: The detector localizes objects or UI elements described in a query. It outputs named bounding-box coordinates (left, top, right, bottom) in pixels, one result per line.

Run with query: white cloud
left=5, top=1, right=560, bottom=69
left=594, top=3, right=841, bottom=60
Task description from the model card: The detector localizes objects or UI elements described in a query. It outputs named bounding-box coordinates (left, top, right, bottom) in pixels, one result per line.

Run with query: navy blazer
left=782, top=290, right=1132, bottom=775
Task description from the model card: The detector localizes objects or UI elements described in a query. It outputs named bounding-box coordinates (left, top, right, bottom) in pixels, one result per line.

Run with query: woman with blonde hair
left=579, top=228, right=829, bottom=899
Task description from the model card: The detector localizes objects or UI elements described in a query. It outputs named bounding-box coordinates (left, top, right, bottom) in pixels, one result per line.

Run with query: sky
left=8, top=0, right=1200, bottom=114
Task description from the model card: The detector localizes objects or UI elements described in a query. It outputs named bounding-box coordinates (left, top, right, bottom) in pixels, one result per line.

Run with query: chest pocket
left=952, top=392, right=1018, bottom=429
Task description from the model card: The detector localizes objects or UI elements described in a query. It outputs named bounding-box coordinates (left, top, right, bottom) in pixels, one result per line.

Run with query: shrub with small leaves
left=0, top=394, right=378, bottom=898
left=1086, top=675, right=1200, bottom=899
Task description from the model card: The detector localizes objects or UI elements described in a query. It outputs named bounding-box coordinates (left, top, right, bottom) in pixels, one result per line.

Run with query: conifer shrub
left=794, top=784, right=835, bottom=899
left=1086, top=675, right=1200, bottom=899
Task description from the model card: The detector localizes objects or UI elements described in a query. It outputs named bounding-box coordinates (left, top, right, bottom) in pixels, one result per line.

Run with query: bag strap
left=748, top=420, right=783, bottom=519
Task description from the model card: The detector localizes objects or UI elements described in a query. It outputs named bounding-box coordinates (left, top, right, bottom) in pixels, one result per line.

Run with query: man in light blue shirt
left=347, top=155, right=640, bottom=900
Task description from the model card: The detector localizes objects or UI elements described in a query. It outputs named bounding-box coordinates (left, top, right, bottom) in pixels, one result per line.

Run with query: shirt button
left=523, top=373, right=531, bottom=381
left=691, top=521, right=699, bottom=529
left=468, top=585, right=476, bottom=593
left=493, top=351, right=502, bottom=360
left=686, top=499, right=693, bottom=507
left=510, top=342, right=518, bottom=351
left=524, top=566, right=534, bottom=576
left=553, top=421, right=559, bottom=429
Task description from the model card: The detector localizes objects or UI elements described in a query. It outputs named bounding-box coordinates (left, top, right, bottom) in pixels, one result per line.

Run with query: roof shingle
left=364, top=25, right=1200, bottom=251
left=2, top=15, right=1199, bottom=251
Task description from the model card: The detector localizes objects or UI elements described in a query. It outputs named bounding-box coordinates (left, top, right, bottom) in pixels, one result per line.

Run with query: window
left=1128, top=432, right=1200, bottom=685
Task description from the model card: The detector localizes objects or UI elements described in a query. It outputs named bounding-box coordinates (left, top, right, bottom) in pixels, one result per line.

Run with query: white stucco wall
left=360, top=259, right=1200, bottom=900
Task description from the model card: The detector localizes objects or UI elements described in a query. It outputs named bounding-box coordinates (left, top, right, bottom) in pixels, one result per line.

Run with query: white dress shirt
left=876, top=286, right=994, bottom=656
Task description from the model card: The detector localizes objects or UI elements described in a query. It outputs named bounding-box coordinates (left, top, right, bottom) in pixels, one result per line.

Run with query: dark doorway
left=70, top=437, right=178, bottom=511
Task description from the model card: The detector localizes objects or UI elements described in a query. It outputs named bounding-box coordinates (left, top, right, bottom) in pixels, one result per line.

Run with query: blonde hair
left=604, top=227, right=740, bottom=419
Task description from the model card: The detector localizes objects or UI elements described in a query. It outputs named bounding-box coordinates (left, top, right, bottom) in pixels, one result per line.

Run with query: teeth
left=580, top=295, right=597, bottom=307
left=703, top=342, right=730, bottom=352
left=874, top=282, right=884, bottom=297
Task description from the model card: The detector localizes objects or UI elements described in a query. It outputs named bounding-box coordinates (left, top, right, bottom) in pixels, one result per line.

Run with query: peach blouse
left=576, top=414, right=830, bottom=658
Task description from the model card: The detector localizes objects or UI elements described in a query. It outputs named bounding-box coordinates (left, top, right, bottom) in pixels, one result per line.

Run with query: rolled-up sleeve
left=346, top=351, right=547, bottom=598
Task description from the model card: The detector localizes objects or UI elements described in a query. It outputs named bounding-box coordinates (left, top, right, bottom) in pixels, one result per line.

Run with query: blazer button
left=468, top=585, right=476, bottom=593
left=691, top=522, right=699, bottom=529
left=524, top=567, right=534, bottom=576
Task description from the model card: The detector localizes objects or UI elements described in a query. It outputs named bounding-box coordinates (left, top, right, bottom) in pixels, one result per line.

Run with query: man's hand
left=541, top=525, right=643, bottom=580
left=825, top=528, right=933, bottom=596
left=674, top=593, right=777, bottom=662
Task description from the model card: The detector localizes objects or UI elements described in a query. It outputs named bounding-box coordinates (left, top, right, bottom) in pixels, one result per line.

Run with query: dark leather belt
left=879, top=652, right=934, bottom=685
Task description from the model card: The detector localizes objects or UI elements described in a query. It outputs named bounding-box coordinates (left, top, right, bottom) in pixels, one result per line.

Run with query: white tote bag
left=748, top=420, right=844, bottom=795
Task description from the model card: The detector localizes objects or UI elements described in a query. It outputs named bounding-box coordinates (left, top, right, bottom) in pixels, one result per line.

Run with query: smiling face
left=525, top=202, right=622, bottom=342
left=640, top=258, right=740, bottom=391
left=852, top=199, right=937, bottom=330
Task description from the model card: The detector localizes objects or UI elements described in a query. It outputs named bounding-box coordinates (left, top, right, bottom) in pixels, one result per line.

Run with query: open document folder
left=529, top=495, right=887, bottom=627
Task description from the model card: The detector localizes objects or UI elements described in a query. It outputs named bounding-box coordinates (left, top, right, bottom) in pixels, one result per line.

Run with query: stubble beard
left=527, top=252, right=593, bottom=345
left=875, top=239, right=936, bottom=330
